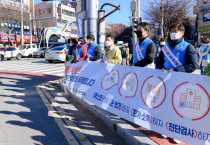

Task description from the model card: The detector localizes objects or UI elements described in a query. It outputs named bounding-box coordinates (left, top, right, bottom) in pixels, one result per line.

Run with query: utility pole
left=161, top=0, right=164, bottom=37
left=29, top=13, right=32, bottom=49
left=131, top=0, right=140, bottom=48
left=20, top=0, right=24, bottom=45
left=87, top=0, right=98, bottom=41
left=136, top=0, right=140, bottom=19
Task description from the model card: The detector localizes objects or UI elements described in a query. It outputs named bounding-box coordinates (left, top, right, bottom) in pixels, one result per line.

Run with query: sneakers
left=173, top=139, right=182, bottom=144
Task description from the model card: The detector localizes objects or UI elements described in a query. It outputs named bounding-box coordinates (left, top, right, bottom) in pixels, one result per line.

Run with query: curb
left=59, top=80, right=158, bottom=145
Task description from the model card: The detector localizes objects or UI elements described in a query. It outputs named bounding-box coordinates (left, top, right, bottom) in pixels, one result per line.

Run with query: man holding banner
left=131, top=22, right=157, bottom=67
left=86, top=34, right=101, bottom=61
left=105, top=35, right=122, bottom=64
left=156, top=22, right=198, bottom=73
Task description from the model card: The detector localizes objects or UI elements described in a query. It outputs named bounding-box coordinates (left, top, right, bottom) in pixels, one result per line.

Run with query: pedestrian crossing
left=0, top=58, right=201, bottom=76
left=0, top=58, right=65, bottom=76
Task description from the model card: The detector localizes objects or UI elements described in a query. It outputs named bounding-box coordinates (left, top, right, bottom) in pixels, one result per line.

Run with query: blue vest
left=201, top=44, right=210, bottom=60
left=164, top=39, right=189, bottom=70
left=133, top=37, right=153, bottom=64
left=87, top=42, right=98, bottom=57
left=76, top=46, right=85, bottom=61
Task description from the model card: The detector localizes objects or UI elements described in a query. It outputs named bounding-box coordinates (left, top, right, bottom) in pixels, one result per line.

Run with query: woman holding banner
left=75, top=37, right=87, bottom=62
left=67, top=39, right=78, bottom=63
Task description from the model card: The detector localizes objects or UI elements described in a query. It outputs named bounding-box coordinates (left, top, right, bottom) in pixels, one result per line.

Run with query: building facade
left=0, top=0, right=37, bottom=46
left=195, top=0, right=210, bottom=43
left=35, top=1, right=77, bottom=45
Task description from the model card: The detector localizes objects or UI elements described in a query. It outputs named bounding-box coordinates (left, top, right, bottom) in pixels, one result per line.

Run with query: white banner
left=65, top=61, right=210, bottom=145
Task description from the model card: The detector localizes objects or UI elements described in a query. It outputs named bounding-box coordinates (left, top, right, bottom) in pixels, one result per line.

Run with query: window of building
left=62, top=9, right=75, bottom=17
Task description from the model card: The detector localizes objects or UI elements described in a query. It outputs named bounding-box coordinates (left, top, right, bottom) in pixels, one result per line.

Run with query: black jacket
left=131, top=37, right=157, bottom=67
left=89, top=45, right=101, bottom=61
left=155, top=38, right=198, bottom=73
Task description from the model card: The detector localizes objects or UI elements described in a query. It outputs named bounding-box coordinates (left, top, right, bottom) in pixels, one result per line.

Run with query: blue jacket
left=156, top=38, right=198, bottom=73
left=163, top=39, right=189, bottom=70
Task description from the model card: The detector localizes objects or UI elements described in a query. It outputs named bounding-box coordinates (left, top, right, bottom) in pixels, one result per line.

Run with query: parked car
left=0, top=47, right=22, bottom=61
left=33, top=47, right=49, bottom=58
left=45, top=46, right=66, bottom=63
left=19, top=44, right=38, bottom=57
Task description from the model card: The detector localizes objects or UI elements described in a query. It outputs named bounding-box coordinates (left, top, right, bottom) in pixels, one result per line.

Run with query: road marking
left=0, top=58, right=65, bottom=76
left=36, top=83, right=92, bottom=145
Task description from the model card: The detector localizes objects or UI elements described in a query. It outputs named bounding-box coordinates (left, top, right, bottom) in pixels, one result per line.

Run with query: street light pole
left=131, top=0, right=137, bottom=49
left=131, top=0, right=140, bottom=48
left=87, top=0, right=98, bottom=41
left=29, top=13, right=32, bottom=49
left=20, top=0, right=24, bottom=45
left=161, top=0, right=164, bottom=37
left=136, top=0, right=140, bottom=19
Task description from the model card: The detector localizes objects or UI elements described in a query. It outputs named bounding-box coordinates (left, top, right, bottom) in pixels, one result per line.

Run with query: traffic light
left=132, top=18, right=139, bottom=34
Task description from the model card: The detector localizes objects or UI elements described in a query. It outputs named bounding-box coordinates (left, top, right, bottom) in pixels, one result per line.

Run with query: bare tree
left=106, top=24, right=127, bottom=38
left=0, top=6, right=29, bottom=46
left=144, top=0, right=195, bottom=38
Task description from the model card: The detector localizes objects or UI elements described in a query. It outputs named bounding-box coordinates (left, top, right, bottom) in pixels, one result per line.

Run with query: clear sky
left=35, top=0, right=151, bottom=26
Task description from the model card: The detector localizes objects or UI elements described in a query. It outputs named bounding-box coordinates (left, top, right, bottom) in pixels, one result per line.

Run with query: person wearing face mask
left=86, top=34, right=101, bottom=61
left=130, top=22, right=157, bottom=67
left=199, top=36, right=210, bottom=74
left=156, top=22, right=198, bottom=73
left=160, top=38, right=167, bottom=48
left=104, top=35, right=122, bottom=64
left=65, top=38, right=71, bottom=66
left=156, top=38, right=167, bottom=57
left=67, top=39, right=78, bottom=63
left=75, top=37, right=87, bottom=63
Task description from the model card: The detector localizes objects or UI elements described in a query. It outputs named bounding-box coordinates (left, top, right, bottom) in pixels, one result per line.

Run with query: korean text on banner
left=65, top=61, right=210, bottom=145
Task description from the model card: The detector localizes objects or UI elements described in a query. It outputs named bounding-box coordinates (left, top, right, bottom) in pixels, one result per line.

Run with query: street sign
left=155, top=23, right=159, bottom=29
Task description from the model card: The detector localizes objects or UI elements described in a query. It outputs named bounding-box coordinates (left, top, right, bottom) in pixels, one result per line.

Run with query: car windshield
left=51, top=47, right=65, bottom=51
left=0, top=48, right=5, bottom=51
left=20, top=45, right=27, bottom=50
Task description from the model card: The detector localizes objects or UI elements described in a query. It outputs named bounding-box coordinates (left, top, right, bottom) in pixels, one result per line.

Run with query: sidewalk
left=59, top=79, right=158, bottom=145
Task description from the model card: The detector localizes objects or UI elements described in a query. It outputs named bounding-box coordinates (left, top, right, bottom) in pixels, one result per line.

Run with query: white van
left=19, top=44, right=38, bottom=57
